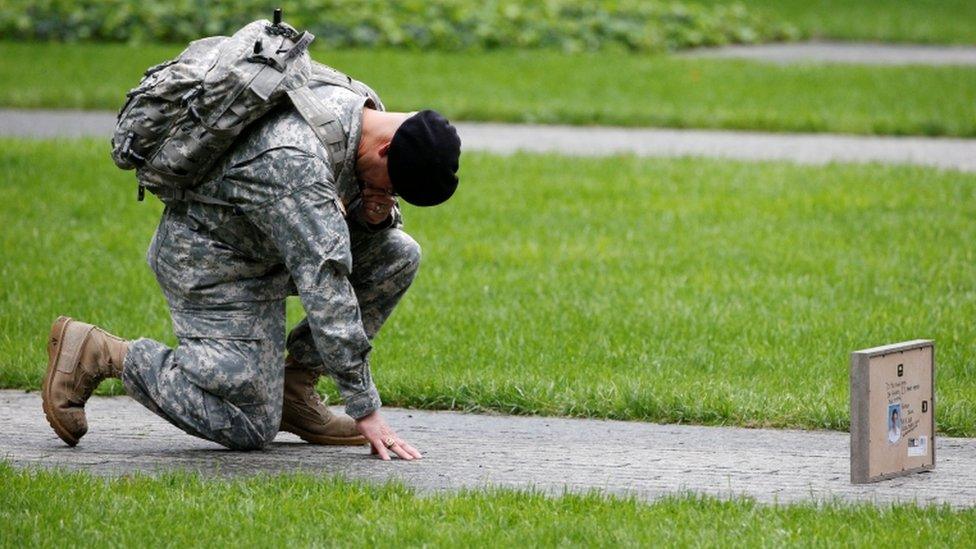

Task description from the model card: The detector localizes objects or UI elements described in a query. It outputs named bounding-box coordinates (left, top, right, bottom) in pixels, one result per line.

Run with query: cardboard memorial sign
left=850, top=340, right=935, bottom=484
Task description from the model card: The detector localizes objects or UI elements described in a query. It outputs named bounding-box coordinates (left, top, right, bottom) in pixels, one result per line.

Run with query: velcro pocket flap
left=171, top=310, right=260, bottom=340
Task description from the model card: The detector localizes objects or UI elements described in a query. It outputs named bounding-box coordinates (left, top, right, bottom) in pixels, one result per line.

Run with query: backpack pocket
left=111, top=20, right=312, bottom=195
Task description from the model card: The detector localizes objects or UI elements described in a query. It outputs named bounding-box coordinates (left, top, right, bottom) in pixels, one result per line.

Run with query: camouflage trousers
left=122, top=214, right=420, bottom=450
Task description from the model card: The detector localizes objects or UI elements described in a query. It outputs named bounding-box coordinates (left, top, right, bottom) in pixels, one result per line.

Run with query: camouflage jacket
left=151, top=81, right=396, bottom=418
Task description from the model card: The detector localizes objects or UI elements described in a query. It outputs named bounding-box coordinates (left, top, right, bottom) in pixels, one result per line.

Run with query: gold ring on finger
left=382, top=436, right=396, bottom=449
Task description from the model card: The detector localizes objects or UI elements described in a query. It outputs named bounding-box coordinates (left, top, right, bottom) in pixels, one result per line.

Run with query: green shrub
left=0, top=0, right=797, bottom=52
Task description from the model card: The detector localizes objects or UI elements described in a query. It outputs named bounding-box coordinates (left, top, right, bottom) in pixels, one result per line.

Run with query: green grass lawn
left=2, top=42, right=976, bottom=137
left=2, top=139, right=975, bottom=436
left=705, top=0, right=976, bottom=45
left=2, top=464, right=974, bottom=546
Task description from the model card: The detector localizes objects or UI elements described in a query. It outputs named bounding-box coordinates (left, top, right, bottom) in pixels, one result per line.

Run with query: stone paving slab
left=2, top=391, right=975, bottom=507
left=686, top=42, right=976, bottom=66
left=3, top=109, right=976, bottom=173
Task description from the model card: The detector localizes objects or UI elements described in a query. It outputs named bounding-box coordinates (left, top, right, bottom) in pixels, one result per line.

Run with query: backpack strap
left=287, top=86, right=348, bottom=173
left=307, top=64, right=359, bottom=93
left=307, top=64, right=385, bottom=111
left=146, top=185, right=243, bottom=214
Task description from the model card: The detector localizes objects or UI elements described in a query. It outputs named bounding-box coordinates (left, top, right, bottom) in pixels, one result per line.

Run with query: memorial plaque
left=850, top=340, right=935, bottom=484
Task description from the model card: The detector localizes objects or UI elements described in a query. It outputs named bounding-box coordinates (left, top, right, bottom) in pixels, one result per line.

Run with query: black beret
left=388, top=110, right=461, bottom=207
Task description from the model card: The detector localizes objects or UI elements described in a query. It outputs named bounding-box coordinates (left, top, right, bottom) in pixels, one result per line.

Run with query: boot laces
left=69, top=366, right=102, bottom=406
left=302, top=372, right=326, bottom=407
left=306, top=384, right=321, bottom=404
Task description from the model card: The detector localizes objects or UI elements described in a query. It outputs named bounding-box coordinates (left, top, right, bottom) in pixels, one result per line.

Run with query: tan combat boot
left=280, top=358, right=366, bottom=445
left=42, top=316, right=129, bottom=446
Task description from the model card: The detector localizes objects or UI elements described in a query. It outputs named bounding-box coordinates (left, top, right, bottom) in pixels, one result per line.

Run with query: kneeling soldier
left=42, top=80, right=461, bottom=460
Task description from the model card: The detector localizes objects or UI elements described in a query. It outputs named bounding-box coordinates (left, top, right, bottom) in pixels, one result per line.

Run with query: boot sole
left=41, top=316, right=80, bottom=447
left=280, top=420, right=367, bottom=446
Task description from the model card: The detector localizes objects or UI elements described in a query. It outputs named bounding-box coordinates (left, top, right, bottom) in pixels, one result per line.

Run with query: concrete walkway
left=3, top=109, right=976, bottom=173
left=2, top=391, right=975, bottom=507
left=687, top=42, right=976, bottom=66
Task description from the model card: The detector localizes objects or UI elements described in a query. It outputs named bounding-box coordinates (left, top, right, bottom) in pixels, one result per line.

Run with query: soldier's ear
left=378, top=141, right=391, bottom=158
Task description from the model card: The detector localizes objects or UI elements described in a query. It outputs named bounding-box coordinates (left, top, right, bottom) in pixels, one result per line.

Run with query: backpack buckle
left=121, top=132, right=146, bottom=166
left=180, top=86, right=202, bottom=106
left=246, top=54, right=286, bottom=72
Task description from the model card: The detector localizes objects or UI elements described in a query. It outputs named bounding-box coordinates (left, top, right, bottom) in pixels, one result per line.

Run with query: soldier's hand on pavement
left=359, top=186, right=396, bottom=225
left=356, top=410, right=422, bottom=461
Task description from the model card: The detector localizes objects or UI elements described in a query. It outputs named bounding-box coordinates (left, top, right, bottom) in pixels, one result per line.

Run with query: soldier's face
left=358, top=142, right=394, bottom=193
left=363, top=175, right=393, bottom=194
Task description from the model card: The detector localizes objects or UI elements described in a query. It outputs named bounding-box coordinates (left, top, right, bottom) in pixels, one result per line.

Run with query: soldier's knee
left=228, top=429, right=277, bottom=451
left=255, top=408, right=282, bottom=447
left=204, top=351, right=277, bottom=407
left=213, top=402, right=281, bottom=451
left=222, top=437, right=265, bottom=451
left=392, top=231, right=421, bottom=274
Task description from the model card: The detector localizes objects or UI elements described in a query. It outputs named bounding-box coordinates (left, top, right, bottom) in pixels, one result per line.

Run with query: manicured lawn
left=2, top=42, right=976, bottom=137
left=2, top=139, right=975, bottom=435
left=1, top=464, right=974, bottom=546
left=700, top=0, right=976, bottom=44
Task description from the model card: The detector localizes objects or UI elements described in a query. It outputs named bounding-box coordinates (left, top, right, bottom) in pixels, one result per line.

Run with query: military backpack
left=111, top=10, right=373, bottom=207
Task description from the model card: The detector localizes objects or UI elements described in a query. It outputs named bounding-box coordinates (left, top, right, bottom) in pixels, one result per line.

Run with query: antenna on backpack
left=273, top=8, right=282, bottom=26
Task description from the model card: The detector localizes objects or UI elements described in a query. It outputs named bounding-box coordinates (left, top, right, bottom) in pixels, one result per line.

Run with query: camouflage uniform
left=121, top=83, right=420, bottom=450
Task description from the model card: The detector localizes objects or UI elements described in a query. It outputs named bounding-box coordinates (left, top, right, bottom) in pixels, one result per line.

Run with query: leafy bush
left=0, top=0, right=797, bottom=52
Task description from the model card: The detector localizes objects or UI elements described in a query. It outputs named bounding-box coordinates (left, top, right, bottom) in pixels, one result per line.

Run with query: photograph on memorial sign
left=887, top=404, right=901, bottom=444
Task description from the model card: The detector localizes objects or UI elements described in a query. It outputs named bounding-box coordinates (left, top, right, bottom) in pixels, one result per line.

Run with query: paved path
left=2, top=391, right=975, bottom=507
left=2, top=109, right=976, bottom=173
left=687, top=42, right=976, bottom=66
